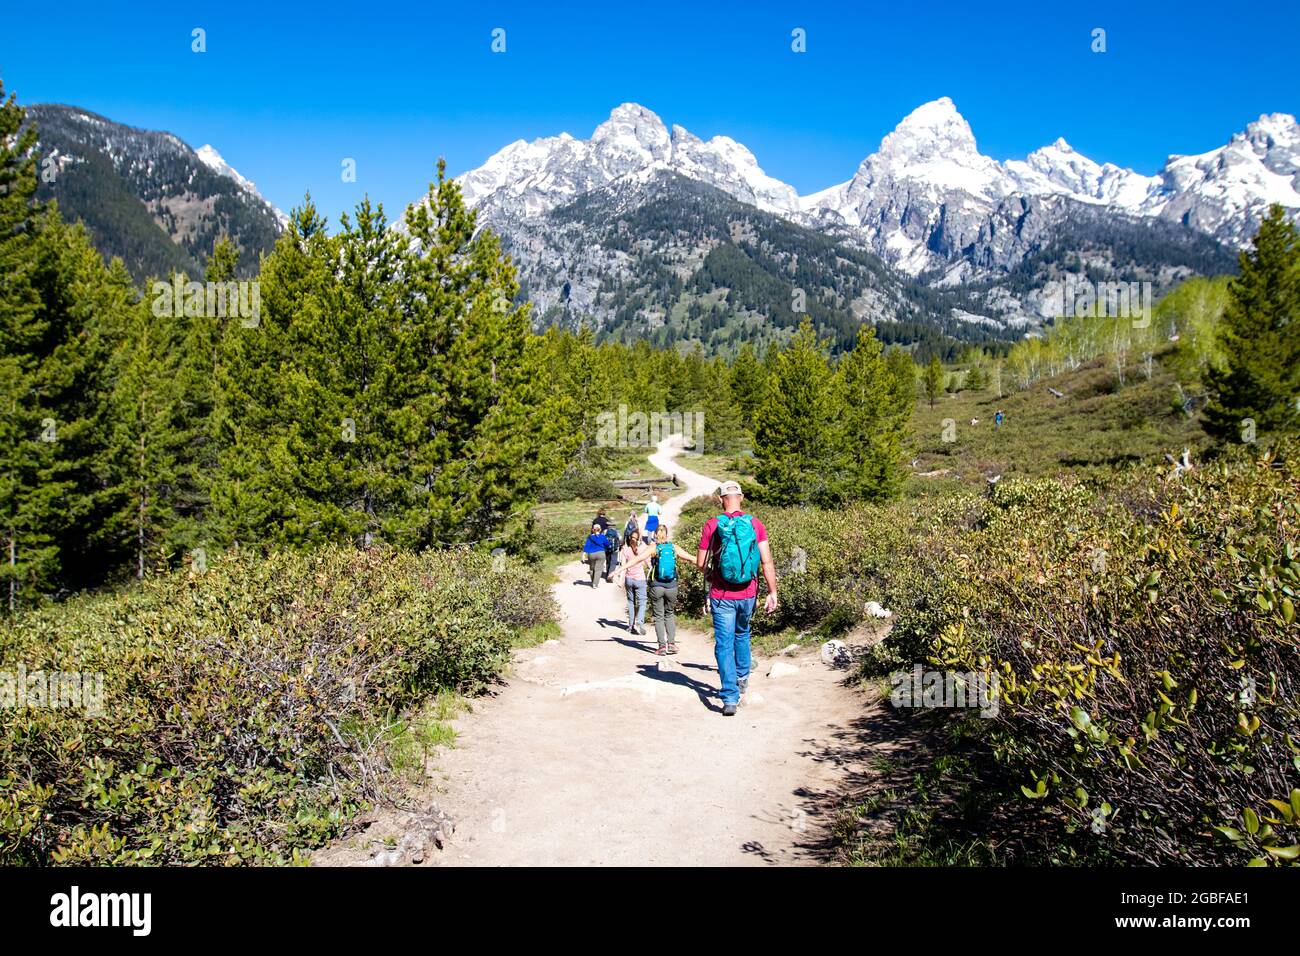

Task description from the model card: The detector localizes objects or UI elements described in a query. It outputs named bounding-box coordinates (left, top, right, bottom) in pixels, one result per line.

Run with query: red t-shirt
left=698, top=512, right=768, bottom=600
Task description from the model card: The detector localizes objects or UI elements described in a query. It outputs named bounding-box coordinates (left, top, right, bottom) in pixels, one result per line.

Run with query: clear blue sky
left=3, top=0, right=1296, bottom=225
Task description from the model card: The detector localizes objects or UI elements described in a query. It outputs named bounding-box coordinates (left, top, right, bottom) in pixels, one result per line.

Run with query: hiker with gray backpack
left=694, top=480, right=778, bottom=716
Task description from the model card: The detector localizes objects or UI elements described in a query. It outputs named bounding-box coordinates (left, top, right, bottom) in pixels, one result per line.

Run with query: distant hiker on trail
left=615, top=529, right=649, bottom=635
left=593, top=507, right=611, bottom=532
left=603, top=523, right=622, bottom=582
left=995, top=409, right=1004, bottom=428
left=624, top=511, right=639, bottom=543
left=621, top=524, right=694, bottom=655
left=643, top=494, right=662, bottom=537
left=695, top=480, right=778, bottom=717
left=581, top=524, right=609, bottom=588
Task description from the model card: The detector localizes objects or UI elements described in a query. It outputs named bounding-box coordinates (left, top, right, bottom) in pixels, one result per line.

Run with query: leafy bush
left=724, top=444, right=1300, bottom=865
left=871, top=448, right=1300, bottom=864
left=0, top=545, right=553, bottom=865
left=530, top=520, right=592, bottom=556
left=537, top=469, right=618, bottom=503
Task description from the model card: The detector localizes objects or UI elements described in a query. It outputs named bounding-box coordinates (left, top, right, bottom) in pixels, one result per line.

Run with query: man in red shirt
left=696, top=480, right=778, bottom=716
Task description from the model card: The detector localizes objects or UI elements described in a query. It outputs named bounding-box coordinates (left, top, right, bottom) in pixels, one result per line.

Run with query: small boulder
left=820, top=639, right=851, bottom=668
left=767, top=662, right=800, bottom=679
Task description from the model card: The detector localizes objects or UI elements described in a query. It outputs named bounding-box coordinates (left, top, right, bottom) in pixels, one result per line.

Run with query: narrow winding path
left=416, top=437, right=870, bottom=866
left=317, top=437, right=875, bottom=866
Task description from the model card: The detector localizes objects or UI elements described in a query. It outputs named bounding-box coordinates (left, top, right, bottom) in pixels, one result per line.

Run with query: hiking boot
left=738, top=676, right=749, bottom=697
left=723, top=703, right=738, bottom=717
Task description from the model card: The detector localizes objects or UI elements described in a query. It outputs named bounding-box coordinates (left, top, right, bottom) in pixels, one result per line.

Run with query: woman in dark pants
left=621, top=525, right=694, bottom=655
left=581, top=524, right=608, bottom=587
left=603, top=524, right=621, bottom=582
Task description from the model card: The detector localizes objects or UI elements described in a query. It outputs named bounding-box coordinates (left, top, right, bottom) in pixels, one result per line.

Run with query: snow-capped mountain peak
left=1153, top=114, right=1300, bottom=245
left=196, top=144, right=253, bottom=191
left=855, top=97, right=1008, bottom=207
left=879, top=96, right=981, bottom=161
left=800, top=99, right=1299, bottom=275
left=440, top=99, right=1299, bottom=285
left=196, top=144, right=289, bottom=227
left=1240, top=111, right=1300, bottom=156
left=1004, top=137, right=1159, bottom=210
left=591, top=102, right=672, bottom=172
left=448, top=102, right=799, bottom=219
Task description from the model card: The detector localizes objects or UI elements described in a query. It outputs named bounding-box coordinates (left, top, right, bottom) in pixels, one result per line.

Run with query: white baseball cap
left=717, top=480, right=743, bottom=496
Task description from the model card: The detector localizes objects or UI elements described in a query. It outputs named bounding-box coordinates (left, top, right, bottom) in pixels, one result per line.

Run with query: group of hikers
left=579, top=481, right=778, bottom=717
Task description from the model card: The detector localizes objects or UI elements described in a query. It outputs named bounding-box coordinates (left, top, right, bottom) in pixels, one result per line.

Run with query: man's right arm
left=757, top=539, right=779, bottom=613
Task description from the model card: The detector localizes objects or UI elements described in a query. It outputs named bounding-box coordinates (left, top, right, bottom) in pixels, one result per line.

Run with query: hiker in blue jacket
left=621, top=524, right=694, bottom=655
left=581, top=523, right=609, bottom=588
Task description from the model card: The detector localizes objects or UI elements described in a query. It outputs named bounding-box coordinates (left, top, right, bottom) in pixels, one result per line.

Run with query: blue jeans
left=625, top=578, right=647, bottom=630
left=710, top=597, right=755, bottom=705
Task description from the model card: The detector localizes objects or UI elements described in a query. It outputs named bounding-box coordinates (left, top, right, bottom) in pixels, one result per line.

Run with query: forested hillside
left=25, top=104, right=283, bottom=281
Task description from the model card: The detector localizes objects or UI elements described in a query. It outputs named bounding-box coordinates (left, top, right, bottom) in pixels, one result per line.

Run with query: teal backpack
left=713, top=514, right=759, bottom=587
left=653, top=542, right=677, bottom=583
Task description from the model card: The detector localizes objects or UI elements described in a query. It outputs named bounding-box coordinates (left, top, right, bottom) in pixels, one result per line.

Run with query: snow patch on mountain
left=196, top=144, right=290, bottom=228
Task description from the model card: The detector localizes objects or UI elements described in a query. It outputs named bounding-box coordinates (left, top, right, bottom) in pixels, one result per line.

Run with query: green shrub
left=537, top=469, right=618, bottom=503
left=0, top=545, right=552, bottom=865
left=531, top=521, right=592, bottom=556
left=925, top=450, right=1300, bottom=868
left=733, top=444, right=1300, bottom=865
left=871, top=447, right=1300, bottom=864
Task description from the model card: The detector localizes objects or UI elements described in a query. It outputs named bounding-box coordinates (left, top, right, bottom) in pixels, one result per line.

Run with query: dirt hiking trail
left=320, top=436, right=876, bottom=866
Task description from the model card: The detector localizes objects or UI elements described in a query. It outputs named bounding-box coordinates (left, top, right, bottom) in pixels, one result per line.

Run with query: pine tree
left=699, top=355, right=743, bottom=453
left=753, top=319, right=837, bottom=505
left=40, top=235, right=137, bottom=590
left=0, top=83, right=51, bottom=608
left=923, top=356, right=944, bottom=409
left=407, top=171, right=573, bottom=545
left=553, top=327, right=613, bottom=464
left=832, top=328, right=908, bottom=501
left=101, top=285, right=189, bottom=578
left=213, top=165, right=572, bottom=552
left=884, top=346, right=917, bottom=420
left=1203, top=205, right=1300, bottom=443
left=211, top=197, right=340, bottom=547
left=728, top=341, right=767, bottom=441
left=0, top=87, right=120, bottom=603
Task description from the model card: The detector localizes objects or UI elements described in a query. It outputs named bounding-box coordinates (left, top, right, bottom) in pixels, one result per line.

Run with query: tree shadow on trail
left=784, top=699, right=944, bottom=862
